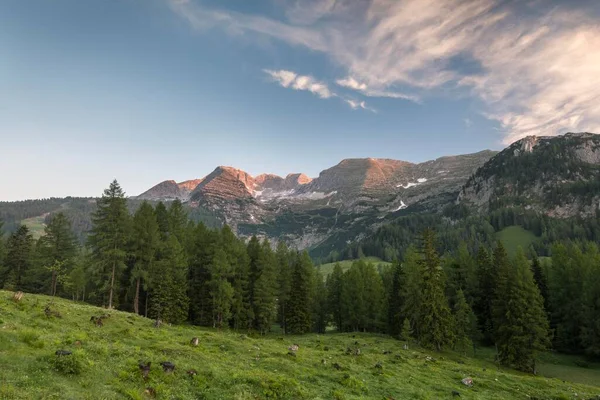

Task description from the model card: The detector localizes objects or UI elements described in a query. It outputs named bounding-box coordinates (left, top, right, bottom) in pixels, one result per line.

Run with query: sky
left=1, top=0, right=599, bottom=201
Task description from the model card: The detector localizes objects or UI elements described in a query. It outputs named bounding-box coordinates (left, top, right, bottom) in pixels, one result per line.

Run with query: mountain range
left=136, top=132, right=600, bottom=254
left=2, top=132, right=598, bottom=260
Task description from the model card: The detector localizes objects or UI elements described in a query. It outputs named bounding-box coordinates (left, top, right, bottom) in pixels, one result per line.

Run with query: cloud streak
left=263, top=69, right=376, bottom=112
left=264, top=69, right=332, bottom=99
left=169, top=0, right=600, bottom=143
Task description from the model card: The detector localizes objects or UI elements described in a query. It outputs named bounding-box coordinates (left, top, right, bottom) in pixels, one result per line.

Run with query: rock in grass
left=288, top=344, right=299, bottom=352
left=12, top=291, right=23, bottom=302
left=461, top=377, right=473, bottom=387
left=55, top=350, right=72, bottom=356
left=190, top=337, right=199, bottom=346
left=160, top=361, right=175, bottom=373
left=452, top=390, right=461, bottom=397
left=187, top=369, right=198, bottom=377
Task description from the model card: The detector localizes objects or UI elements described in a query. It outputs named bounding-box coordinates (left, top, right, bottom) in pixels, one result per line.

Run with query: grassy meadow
left=1, top=291, right=599, bottom=399
left=318, top=257, right=392, bottom=277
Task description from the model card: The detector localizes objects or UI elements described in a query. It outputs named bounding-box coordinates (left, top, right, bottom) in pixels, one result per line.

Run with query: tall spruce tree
left=548, top=243, right=588, bottom=352
left=150, top=235, right=189, bottom=324
left=401, top=246, right=423, bottom=339
left=312, top=272, right=329, bottom=333
left=188, top=222, right=217, bottom=325
left=327, top=263, right=344, bottom=331
left=581, top=243, right=600, bottom=357
left=88, top=180, right=130, bottom=309
left=387, top=259, right=405, bottom=336
left=493, top=248, right=549, bottom=373
left=131, top=202, right=159, bottom=315
left=3, top=225, right=34, bottom=291
left=275, top=242, right=292, bottom=333
left=286, top=251, right=314, bottom=334
left=453, top=289, right=480, bottom=356
left=475, top=246, right=495, bottom=344
left=417, top=229, right=454, bottom=351
left=530, top=255, right=549, bottom=312
left=221, top=226, right=252, bottom=331
left=37, top=213, right=78, bottom=296
left=207, top=247, right=234, bottom=328
left=252, top=240, right=278, bottom=334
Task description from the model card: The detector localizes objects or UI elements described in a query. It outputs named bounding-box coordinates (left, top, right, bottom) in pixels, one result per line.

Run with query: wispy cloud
left=336, top=77, right=420, bottom=103
left=264, top=69, right=332, bottom=99
left=263, top=69, right=375, bottom=112
left=169, top=0, right=600, bottom=143
left=344, top=99, right=377, bottom=113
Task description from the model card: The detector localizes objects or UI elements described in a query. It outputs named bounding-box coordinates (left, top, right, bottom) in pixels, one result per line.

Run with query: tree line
left=1, top=180, right=599, bottom=374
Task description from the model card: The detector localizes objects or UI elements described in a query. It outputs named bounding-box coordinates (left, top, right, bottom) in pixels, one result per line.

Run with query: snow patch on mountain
left=398, top=178, right=427, bottom=189
left=392, top=200, right=407, bottom=212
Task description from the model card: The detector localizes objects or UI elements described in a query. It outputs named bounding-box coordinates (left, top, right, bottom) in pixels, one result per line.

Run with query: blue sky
left=1, top=0, right=599, bottom=201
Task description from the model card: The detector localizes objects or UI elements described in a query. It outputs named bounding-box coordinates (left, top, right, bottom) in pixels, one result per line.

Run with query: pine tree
left=326, top=263, right=344, bottom=331
left=207, top=247, right=234, bottom=328
left=417, top=229, right=454, bottom=351
left=453, top=289, right=480, bottom=356
left=581, top=243, right=600, bottom=357
left=342, top=261, right=366, bottom=331
left=168, top=199, right=188, bottom=244
left=400, top=318, right=413, bottom=346
left=312, top=272, right=329, bottom=333
left=475, top=246, right=495, bottom=344
left=154, top=202, right=170, bottom=240
left=401, top=246, right=423, bottom=338
left=187, top=222, right=217, bottom=325
left=88, top=180, right=130, bottom=309
left=547, top=243, right=587, bottom=352
left=150, top=235, right=189, bottom=324
left=275, top=242, right=292, bottom=333
left=252, top=239, right=278, bottom=334
left=131, top=202, right=159, bottom=315
left=361, top=261, right=385, bottom=331
left=387, top=259, right=405, bottom=336
left=286, top=251, right=314, bottom=334
left=493, top=248, right=549, bottom=373
left=35, top=212, right=78, bottom=296
left=3, top=225, right=34, bottom=291
left=530, top=255, right=549, bottom=312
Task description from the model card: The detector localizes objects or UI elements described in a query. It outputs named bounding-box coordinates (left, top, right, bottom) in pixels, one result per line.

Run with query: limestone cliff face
left=459, top=132, right=600, bottom=218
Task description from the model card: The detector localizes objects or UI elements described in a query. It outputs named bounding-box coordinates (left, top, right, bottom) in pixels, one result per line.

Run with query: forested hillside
left=2, top=179, right=600, bottom=377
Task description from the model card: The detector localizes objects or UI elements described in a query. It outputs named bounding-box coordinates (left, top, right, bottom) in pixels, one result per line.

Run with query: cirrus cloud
left=169, top=0, right=600, bottom=143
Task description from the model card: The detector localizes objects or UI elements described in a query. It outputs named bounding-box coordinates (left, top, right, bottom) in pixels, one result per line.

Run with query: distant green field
left=318, top=257, right=392, bottom=277
left=496, top=226, right=538, bottom=257
left=21, top=215, right=47, bottom=240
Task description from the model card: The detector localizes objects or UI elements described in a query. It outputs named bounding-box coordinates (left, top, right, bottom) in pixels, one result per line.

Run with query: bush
left=50, top=353, right=84, bottom=375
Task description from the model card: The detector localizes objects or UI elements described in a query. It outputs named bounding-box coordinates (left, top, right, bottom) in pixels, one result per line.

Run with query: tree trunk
left=145, top=294, right=149, bottom=318
left=108, top=261, right=116, bottom=309
left=134, top=277, right=140, bottom=315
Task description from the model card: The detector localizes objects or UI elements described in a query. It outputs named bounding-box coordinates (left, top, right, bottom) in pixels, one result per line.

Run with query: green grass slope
left=496, top=226, right=538, bottom=257
left=318, top=257, right=392, bottom=277
left=1, top=291, right=599, bottom=400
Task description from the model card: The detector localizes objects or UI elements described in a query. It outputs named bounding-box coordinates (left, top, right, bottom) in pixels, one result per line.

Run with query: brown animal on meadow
left=139, top=362, right=151, bottom=380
